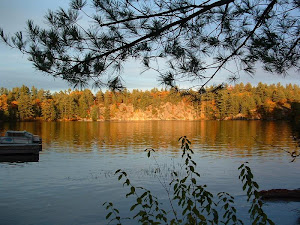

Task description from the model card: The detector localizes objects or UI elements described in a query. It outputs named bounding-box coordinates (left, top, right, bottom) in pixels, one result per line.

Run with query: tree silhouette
left=0, top=0, right=299, bottom=91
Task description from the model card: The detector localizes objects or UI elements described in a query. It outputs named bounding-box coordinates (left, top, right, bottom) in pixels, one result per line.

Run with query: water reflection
left=0, top=121, right=297, bottom=158
left=0, top=121, right=299, bottom=225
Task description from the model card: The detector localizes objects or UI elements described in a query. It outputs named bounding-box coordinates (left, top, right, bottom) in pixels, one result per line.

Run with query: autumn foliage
left=0, top=83, right=300, bottom=122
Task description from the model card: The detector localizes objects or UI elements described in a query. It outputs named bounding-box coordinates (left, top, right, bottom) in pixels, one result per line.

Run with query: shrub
left=104, top=137, right=274, bottom=225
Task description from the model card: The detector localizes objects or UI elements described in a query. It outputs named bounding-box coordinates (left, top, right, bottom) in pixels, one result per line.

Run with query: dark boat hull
left=0, top=154, right=39, bottom=162
left=0, top=144, right=42, bottom=155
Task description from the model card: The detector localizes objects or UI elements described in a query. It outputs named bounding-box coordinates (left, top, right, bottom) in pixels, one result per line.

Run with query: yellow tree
left=0, top=94, right=9, bottom=120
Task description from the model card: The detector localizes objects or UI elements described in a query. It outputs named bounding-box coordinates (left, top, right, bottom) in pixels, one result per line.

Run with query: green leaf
left=126, top=179, right=130, bottom=185
left=189, top=166, right=194, bottom=172
left=212, top=209, right=219, bottom=223
left=185, top=143, right=189, bottom=150
left=242, top=182, right=247, bottom=191
left=106, top=212, right=112, bottom=219
left=253, top=182, right=259, bottom=189
left=224, top=203, right=228, bottom=210
left=149, top=194, right=153, bottom=204
left=183, top=206, right=188, bottom=215
left=137, top=197, right=142, bottom=204
left=192, top=207, right=201, bottom=219
left=194, top=171, right=201, bottom=177
left=199, top=214, right=206, bottom=221
left=185, top=158, right=188, bottom=165
left=253, top=215, right=260, bottom=225
left=254, top=190, right=260, bottom=199
left=232, top=215, right=237, bottom=222
left=130, top=203, right=138, bottom=211
left=240, top=168, right=245, bottom=177
left=131, top=186, right=135, bottom=193
left=140, top=192, right=147, bottom=199
left=191, top=160, right=196, bottom=165
left=238, top=164, right=244, bottom=170
left=174, top=183, right=178, bottom=191
left=114, top=208, right=119, bottom=213
left=181, top=176, right=187, bottom=183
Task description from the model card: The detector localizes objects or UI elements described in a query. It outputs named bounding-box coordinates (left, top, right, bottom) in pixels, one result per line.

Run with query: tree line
left=0, top=82, right=300, bottom=122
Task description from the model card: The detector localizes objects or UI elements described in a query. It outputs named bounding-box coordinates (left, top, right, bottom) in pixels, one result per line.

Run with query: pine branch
left=201, top=0, right=278, bottom=89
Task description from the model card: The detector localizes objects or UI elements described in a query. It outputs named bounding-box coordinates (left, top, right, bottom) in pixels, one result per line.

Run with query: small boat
left=0, top=130, right=42, bottom=155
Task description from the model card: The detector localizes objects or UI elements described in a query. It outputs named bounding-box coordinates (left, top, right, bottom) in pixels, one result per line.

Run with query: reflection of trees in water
left=0, top=121, right=297, bottom=157
left=288, top=122, right=300, bottom=162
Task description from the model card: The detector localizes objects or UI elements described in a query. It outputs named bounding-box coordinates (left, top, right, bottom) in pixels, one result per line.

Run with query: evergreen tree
left=55, top=91, right=78, bottom=120
left=31, top=86, right=38, bottom=99
left=66, top=94, right=79, bottom=120
left=0, top=88, right=8, bottom=95
left=78, top=94, right=89, bottom=118
left=256, top=82, right=268, bottom=103
left=17, top=93, right=34, bottom=120
left=284, top=84, right=294, bottom=101
left=104, top=107, right=110, bottom=121
left=245, top=83, right=252, bottom=92
left=95, top=91, right=104, bottom=105
left=91, top=105, right=99, bottom=121
left=20, top=85, right=30, bottom=96
left=227, top=95, right=239, bottom=118
left=31, top=86, right=42, bottom=117
left=41, top=99, right=57, bottom=121
left=272, top=90, right=285, bottom=103
left=0, top=94, right=9, bottom=120
left=216, top=90, right=229, bottom=119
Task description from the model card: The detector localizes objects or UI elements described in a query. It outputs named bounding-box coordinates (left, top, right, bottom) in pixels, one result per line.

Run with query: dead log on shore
left=259, top=189, right=300, bottom=200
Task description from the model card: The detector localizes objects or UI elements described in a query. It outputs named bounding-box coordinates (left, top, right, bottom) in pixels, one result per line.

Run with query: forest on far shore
left=0, top=82, right=300, bottom=122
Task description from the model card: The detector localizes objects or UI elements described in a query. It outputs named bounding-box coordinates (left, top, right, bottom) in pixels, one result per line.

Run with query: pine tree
left=216, top=90, right=229, bottom=119
left=41, top=99, right=57, bottom=121
left=17, top=93, right=34, bottom=120
left=78, top=94, right=89, bottom=118
left=91, top=105, right=99, bottom=121
left=0, top=94, right=9, bottom=120
left=272, top=90, right=286, bottom=103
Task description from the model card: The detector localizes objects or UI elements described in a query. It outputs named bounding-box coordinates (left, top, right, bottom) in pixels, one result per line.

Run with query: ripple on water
left=0, top=120, right=299, bottom=225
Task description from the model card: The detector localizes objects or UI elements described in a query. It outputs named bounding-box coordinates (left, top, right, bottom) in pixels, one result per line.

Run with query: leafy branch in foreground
left=239, top=163, right=274, bottom=225
left=104, top=136, right=274, bottom=225
left=0, top=0, right=299, bottom=90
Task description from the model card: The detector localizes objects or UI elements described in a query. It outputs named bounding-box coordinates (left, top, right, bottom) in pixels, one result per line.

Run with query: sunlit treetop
left=0, top=0, right=299, bottom=92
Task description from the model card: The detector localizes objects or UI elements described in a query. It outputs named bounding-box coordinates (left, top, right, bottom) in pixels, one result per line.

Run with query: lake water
left=0, top=121, right=299, bottom=225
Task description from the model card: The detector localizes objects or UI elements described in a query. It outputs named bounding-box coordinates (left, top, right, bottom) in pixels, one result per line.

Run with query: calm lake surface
left=0, top=121, right=299, bottom=225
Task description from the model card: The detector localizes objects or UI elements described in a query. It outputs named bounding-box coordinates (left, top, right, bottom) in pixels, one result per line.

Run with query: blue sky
left=0, top=0, right=299, bottom=92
